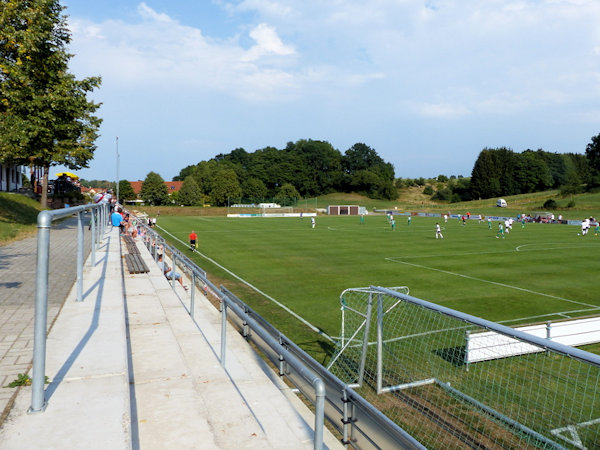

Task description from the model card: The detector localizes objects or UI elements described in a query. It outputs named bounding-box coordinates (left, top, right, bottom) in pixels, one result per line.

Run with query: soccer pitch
left=157, top=213, right=600, bottom=361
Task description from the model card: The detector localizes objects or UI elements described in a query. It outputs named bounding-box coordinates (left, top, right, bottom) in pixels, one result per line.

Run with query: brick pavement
left=0, top=216, right=91, bottom=424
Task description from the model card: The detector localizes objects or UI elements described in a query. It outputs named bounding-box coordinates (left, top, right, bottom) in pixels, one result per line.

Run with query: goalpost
left=327, top=286, right=600, bottom=449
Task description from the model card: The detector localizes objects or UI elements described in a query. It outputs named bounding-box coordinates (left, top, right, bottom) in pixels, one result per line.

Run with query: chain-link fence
left=328, top=287, right=600, bottom=449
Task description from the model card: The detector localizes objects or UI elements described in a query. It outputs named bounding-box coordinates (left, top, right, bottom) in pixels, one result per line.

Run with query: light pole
left=116, top=136, right=120, bottom=203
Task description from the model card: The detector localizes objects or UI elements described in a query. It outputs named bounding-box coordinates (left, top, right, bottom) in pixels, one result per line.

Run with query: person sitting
left=157, top=254, right=188, bottom=291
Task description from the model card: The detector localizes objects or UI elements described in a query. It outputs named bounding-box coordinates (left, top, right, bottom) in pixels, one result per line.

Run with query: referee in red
left=189, top=230, right=197, bottom=251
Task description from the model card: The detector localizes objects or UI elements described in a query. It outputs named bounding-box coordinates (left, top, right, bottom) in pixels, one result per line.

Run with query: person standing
left=391, top=217, right=396, bottom=231
left=407, top=215, right=412, bottom=226
left=435, top=223, right=443, bottom=239
left=189, top=230, right=197, bottom=251
left=311, top=217, right=315, bottom=229
left=487, top=216, right=492, bottom=229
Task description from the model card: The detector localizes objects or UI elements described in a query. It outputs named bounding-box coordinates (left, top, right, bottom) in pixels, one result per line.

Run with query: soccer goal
left=327, top=286, right=600, bottom=449
left=327, top=286, right=410, bottom=394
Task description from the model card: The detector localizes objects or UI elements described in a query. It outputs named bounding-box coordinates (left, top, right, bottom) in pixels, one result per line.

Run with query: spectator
left=157, top=254, right=188, bottom=291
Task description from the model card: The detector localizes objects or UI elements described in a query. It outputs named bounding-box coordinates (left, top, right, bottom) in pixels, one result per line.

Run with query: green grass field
left=156, top=212, right=600, bottom=364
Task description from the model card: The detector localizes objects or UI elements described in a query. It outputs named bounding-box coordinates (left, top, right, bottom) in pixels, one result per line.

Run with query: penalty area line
left=156, top=226, right=336, bottom=343
left=385, top=258, right=598, bottom=308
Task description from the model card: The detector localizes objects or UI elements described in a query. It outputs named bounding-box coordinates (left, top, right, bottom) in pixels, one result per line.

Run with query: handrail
left=141, top=221, right=425, bottom=449
left=29, top=202, right=110, bottom=414
left=371, top=286, right=600, bottom=368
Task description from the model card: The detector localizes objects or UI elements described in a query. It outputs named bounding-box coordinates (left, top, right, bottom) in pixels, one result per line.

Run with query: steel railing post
left=76, top=210, right=84, bottom=302
left=28, top=211, right=52, bottom=413
left=220, top=300, right=227, bottom=367
left=313, top=378, right=325, bottom=450
left=376, top=293, right=383, bottom=394
left=90, top=208, right=96, bottom=267
left=190, top=272, right=195, bottom=318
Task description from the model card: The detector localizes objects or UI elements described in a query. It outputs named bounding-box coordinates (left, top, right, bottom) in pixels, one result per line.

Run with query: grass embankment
left=0, top=193, right=42, bottom=245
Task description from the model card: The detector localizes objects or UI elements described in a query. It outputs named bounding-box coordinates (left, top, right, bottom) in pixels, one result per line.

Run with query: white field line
left=156, top=226, right=336, bottom=343
left=385, top=258, right=598, bottom=308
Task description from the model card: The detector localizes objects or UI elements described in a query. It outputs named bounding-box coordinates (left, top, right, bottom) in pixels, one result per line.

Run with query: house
left=128, top=180, right=183, bottom=196
left=0, top=164, right=25, bottom=192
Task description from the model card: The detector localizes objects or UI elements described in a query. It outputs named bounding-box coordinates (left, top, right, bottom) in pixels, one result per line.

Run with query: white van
left=496, top=199, right=507, bottom=208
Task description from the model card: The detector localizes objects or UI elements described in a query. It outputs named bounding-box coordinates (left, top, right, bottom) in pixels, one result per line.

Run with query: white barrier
left=466, top=317, right=600, bottom=363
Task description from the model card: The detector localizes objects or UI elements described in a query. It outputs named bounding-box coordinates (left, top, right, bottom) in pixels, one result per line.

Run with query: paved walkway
left=0, top=221, right=341, bottom=448
left=0, top=217, right=90, bottom=424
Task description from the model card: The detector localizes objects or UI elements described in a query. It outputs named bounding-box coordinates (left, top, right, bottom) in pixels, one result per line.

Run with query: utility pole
left=116, top=136, right=120, bottom=203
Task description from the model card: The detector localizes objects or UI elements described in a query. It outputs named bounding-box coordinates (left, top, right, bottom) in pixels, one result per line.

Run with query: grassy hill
left=0, top=192, right=43, bottom=245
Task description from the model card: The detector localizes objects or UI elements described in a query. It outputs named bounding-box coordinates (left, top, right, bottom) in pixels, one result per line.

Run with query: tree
left=274, top=183, right=300, bottom=206
left=118, top=180, right=136, bottom=201
left=178, top=176, right=202, bottom=206
left=242, top=177, right=267, bottom=202
left=585, top=133, right=600, bottom=187
left=140, top=172, right=168, bottom=205
left=209, top=168, right=241, bottom=206
left=0, top=0, right=102, bottom=208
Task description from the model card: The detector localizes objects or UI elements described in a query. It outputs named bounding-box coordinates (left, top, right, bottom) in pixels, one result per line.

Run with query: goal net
left=327, top=286, right=600, bottom=449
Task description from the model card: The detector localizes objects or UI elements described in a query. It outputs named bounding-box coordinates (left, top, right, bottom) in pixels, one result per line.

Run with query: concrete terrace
left=0, top=219, right=342, bottom=449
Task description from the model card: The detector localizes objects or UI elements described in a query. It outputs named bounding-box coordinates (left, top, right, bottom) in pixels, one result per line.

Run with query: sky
left=53, top=0, right=600, bottom=183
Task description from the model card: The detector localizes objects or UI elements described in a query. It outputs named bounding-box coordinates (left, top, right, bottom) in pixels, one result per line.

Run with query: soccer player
left=311, top=217, right=316, bottom=229
left=496, top=223, right=505, bottom=239
left=407, top=215, right=411, bottom=226
left=435, top=223, right=443, bottom=239
left=391, top=217, right=396, bottom=231
left=189, top=230, right=197, bottom=251
left=487, top=216, right=492, bottom=229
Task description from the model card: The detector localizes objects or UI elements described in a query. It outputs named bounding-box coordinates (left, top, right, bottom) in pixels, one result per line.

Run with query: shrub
left=423, top=185, right=434, bottom=195
left=567, top=199, right=576, bottom=208
left=543, top=199, right=558, bottom=210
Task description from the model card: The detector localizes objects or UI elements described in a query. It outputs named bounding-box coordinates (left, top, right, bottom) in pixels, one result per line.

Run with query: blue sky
left=55, top=0, right=600, bottom=182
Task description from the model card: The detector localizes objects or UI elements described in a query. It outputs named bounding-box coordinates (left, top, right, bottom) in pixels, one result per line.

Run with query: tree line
left=170, top=140, right=397, bottom=206
left=120, top=133, right=600, bottom=206
left=469, top=147, right=592, bottom=200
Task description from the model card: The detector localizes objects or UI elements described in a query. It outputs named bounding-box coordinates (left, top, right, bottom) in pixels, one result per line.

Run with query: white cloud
left=68, top=4, right=299, bottom=101
left=242, top=23, right=296, bottom=61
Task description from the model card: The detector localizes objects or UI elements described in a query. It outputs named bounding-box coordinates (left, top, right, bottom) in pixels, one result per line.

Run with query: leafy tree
left=242, top=177, right=267, bottom=202
left=0, top=0, right=102, bottom=208
left=118, top=180, right=136, bottom=201
left=585, top=133, right=600, bottom=187
left=209, top=168, right=241, bottom=206
left=274, top=183, right=300, bottom=206
left=140, top=172, right=168, bottom=205
left=178, top=176, right=202, bottom=206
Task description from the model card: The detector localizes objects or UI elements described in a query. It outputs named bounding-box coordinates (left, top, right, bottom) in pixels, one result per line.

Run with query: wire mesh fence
left=327, top=287, right=600, bottom=449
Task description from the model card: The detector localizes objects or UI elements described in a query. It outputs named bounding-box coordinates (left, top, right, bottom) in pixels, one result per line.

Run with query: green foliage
left=209, top=168, right=242, bottom=206
left=470, top=148, right=589, bottom=200
left=6, top=373, right=49, bottom=387
left=0, top=0, right=102, bottom=208
left=178, top=176, right=203, bottom=206
left=140, top=172, right=168, bottom=205
left=117, top=180, right=136, bottom=201
left=423, top=185, right=434, bottom=195
left=274, top=183, right=300, bottom=206
left=175, top=139, right=396, bottom=202
left=242, top=177, right=268, bottom=202
left=543, top=199, right=558, bottom=210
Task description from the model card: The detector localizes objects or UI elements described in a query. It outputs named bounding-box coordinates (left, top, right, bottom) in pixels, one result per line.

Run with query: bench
left=124, top=253, right=150, bottom=274
left=122, top=235, right=150, bottom=274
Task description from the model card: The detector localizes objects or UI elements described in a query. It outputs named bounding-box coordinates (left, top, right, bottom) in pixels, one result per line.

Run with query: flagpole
left=116, top=136, right=120, bottom=203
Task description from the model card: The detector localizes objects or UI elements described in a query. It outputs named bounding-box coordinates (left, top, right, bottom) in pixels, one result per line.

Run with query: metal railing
left=141, top=223, right=424, bottom=449
left=29, top=202, right=110, bottom=414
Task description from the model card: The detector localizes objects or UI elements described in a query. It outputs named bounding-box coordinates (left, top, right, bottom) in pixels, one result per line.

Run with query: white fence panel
left=467, top=317, right=600, bottom=363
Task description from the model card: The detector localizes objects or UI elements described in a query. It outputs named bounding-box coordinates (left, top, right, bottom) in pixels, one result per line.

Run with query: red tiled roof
left=128, top=180, right=182, bottom=195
